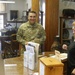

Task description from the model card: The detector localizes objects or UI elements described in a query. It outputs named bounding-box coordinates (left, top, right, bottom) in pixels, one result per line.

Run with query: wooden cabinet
left=60, top=17, right=75, bottom=46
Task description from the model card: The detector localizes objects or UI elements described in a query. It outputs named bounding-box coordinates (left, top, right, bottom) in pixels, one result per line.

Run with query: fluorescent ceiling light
left=0, top=1, right=15, bottom=3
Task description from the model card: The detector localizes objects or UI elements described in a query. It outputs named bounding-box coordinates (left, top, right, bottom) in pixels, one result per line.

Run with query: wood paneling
left=45, top=0, right=59, bottom=51
left=31, top=0, right=59, bottom=51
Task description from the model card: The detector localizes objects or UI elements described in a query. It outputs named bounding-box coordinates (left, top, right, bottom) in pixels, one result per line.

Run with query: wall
left=40, top=0, right=45, bottom=29
left=59, top=0, right=75, bottom=16
left=5, top=0, right=27, bottom=20
left=26, top=0, right=32, bottom=9
left=3, top=0, right=75, bottom=26
left=58, top=0, right=75, bottom=35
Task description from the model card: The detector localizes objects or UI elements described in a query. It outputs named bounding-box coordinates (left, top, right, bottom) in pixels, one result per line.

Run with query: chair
left=1, top=34, right=20, bottom=59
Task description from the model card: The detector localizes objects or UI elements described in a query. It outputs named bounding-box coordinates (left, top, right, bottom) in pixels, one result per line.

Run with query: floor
left=0, top=52, right=37, bottom=75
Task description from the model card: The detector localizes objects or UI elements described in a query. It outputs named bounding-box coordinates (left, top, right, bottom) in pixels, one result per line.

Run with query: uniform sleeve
left=16, top=26, right=25, bottom=45
left=32, top=26, right=46, bottom=44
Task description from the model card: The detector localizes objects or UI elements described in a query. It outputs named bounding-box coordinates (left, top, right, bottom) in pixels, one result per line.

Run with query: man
left=16, top=11, right=46, bottom=54
left=63, top=21, right=75, bottom=75
left=67, top=21, right=75, bottom=75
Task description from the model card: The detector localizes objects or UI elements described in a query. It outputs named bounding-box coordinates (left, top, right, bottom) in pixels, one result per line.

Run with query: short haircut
left=28, top=11, right=37, bottom=15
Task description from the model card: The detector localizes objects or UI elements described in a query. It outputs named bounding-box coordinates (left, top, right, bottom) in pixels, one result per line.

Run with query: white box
left=24, top=42, right=40, bottom=70
left=24, top=51, right=29, bottom=67
left=28, top=53, right=35, bottom=70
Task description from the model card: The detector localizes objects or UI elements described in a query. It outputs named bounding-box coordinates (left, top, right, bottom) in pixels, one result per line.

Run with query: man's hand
left=25, top=42, right=28, bottom=45
left=72, top=68, right=75, bottom=75
left=62, top=44, right=68, bottom=50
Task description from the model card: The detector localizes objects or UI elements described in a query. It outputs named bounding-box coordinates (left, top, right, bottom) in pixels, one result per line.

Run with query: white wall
left=3, top=0, right=75, bottom=20
left=5, top=0, right=27, bottom=20
left=59, top=0, right=75, bottom=16
left=26, top=0, right=32, bottom=9
left=58, top=0, right=75, bottom=35
left=4, top=0, right=75, bottom=28
left=40, top=0, right=45, bottom=29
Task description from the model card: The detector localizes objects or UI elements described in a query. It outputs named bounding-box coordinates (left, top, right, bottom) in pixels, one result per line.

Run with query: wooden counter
left=4, top=53, right=67, bottom=75
left=4, top=55, right=35, bottom=75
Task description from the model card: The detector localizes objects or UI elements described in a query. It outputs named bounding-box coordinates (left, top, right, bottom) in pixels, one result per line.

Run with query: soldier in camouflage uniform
left=16, top=11, right=46, bottom=54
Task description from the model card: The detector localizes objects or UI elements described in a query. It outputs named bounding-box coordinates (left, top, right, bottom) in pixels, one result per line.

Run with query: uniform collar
left=27, top=21, right=37, bottom=28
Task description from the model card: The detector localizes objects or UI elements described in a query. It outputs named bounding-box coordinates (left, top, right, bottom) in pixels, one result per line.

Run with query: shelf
left=7, top=20, right=27, bottom=23
left=60, top=16, right=75, bottom=19
left=62, top=39, right=71, bottom=40
left=60, top=17, right=73, bottom=45
left=63, top=28, right=72, bottom=29
left=7, top=20, right=27, bottom=29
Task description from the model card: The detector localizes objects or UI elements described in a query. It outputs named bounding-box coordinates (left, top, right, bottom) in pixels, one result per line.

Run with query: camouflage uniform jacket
left=16, top=21, right=46, bottom=50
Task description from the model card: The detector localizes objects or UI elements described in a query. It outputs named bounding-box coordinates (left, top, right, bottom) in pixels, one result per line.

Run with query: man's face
left=72, top=26, right=75, bottom=34
left=72, top=22, right=75, bottom=34
left=28, top=13, right=36, bottom=25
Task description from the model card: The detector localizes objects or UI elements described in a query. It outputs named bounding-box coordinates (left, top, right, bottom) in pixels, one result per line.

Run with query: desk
left=4, top=55, right=35, bottom=75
